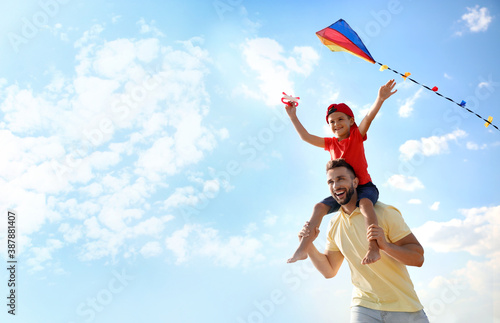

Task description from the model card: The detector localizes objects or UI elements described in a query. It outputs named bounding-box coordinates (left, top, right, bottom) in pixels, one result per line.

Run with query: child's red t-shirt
left=324, top=126, right=372, bottom=185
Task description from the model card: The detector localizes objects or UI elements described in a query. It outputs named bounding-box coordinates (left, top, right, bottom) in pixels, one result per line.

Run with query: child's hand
left=378, top=79, right=397, bottom=101
left=366, top=224, right=388, bottom=250
left=298, top=221, right=320, bottom=242
left=284, top=101, right=297, bottom=116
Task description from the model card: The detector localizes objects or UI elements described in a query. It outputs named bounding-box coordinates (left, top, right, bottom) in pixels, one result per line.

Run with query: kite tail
left=376, top=62, right=499, bottom=132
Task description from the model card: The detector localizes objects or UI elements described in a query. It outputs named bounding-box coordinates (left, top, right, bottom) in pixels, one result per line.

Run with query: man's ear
left=353, top=177, right=359, bottom=189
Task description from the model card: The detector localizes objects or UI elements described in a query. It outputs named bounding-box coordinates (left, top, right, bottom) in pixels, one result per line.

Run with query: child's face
left=328, top=112, right=355, bottom=139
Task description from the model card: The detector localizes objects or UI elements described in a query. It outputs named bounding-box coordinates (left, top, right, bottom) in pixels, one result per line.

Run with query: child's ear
left=349, top=117, right=355, bottom=126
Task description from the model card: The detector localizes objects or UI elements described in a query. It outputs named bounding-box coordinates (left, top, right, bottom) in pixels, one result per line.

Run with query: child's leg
left=287, top=202, right=330, bottom=263
left=359, top=198, right=380, bottom=265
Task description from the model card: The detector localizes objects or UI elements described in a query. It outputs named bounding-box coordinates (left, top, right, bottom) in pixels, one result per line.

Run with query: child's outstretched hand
left=379, top=79, right=397, bottom=101
left=284, top=101, right=298, bottom=117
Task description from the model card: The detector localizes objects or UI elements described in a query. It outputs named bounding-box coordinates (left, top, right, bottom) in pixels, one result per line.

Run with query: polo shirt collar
left=340, top=206, right=361, bottom=223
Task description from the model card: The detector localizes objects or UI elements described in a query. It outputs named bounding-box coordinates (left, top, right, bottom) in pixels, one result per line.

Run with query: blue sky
left=0, top=1, right=499, bottom=322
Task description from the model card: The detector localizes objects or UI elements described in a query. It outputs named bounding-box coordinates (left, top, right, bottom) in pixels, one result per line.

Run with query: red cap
left=326, top=103, right=356, bottom=126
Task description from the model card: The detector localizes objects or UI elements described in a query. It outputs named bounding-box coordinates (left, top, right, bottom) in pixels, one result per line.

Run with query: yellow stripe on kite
left=316, top=35, right=375, bottom=64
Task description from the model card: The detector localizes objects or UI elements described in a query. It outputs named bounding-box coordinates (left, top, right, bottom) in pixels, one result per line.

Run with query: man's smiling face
left=327, top=166, right=358, bottom=205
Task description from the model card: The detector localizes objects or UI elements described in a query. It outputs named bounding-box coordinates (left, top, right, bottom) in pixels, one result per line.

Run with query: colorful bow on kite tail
left=316, top=19, right=498, bottom=131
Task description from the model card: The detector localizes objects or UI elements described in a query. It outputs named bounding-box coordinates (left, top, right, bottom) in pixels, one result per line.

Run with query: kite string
left=375, top=62, right=499, bottom=131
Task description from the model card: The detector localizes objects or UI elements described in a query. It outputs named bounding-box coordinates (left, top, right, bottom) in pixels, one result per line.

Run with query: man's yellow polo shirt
left=325, top=202, right=423, bottom=312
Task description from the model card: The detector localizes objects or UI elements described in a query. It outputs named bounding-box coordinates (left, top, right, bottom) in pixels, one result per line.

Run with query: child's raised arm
left=358, top=79, right=397, bottom=137
left=285, top=103, right=325, bottom=148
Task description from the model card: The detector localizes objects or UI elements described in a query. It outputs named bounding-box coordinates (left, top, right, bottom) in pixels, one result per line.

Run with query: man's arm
left=358, top=79, right=397, bottom=137
left=285, top=103, right=325, bottom=148
left=308, top=244, right=344, bottom=278
left=300, top=225, right=344, bottom=278
left=367, top=225, right=424, bottom=267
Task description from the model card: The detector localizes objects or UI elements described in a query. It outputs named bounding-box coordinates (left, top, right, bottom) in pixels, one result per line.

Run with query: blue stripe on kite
left=329, top=19, right=375, bottom=62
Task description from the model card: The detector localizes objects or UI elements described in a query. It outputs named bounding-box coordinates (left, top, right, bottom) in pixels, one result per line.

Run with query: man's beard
left=333, top=184, right=355, bottom=205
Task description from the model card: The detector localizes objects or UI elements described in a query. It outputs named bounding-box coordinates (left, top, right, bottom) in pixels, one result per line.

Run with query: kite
left=316, top=19, right=498, bottom=131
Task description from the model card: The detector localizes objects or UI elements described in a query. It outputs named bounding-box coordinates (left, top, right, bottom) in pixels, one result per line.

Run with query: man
left=300, top=158, right=429, bottom=322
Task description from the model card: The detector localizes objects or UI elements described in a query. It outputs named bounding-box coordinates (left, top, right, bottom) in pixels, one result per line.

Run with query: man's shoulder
left=327, top=211, right=343, bottom=229
left=328, top=211, right=341, bottom=222
left=375, top=202, right=412, bottom=242
left=374, top=202, right=403, bottom=217
left=374, top=201, right=396, bottom=209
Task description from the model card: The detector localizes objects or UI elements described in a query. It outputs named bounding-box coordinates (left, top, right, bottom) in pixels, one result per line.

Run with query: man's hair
left=326, top=158, right=357, bottom=178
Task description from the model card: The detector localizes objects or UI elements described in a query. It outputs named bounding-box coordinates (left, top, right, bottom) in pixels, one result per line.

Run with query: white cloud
left=314, top=81, right=340, bottom=108
left=79, top=182, right=104, bottom=197
left=241, top=37, right=319, bottom=106
left=78, top=213, right=173, bottom=261
left=461, top=6, right=493, bottom=33
left=74, top=23, right=104, bottom=48
left=263, top=212, right=278, bottom=227
left=477, top=79, right=495, bottom=95
left=207, top=168, right=234, bottom=193
left=164, top=186, right=199, bottom=209
left=386, top=174, right=424, bottom=191
left=478, top=81, right=490, bottom=89
left=430, top=201, right=440, bottom=211
left=408, top=199, right=422, bottom=205
left=0, top=85, right=63, bottom=135
left=165, top=224, right=193, bottom=264
left=413, top=205, right=500, bottom=256
left=0, top=182, right=52, bottom=235
left=165, top=224, right=265, bottom=268
left=287, top=46, right=320, bottom=76
left=55, top=198, right=99, bottom=221
left=98, top=206, right=141, bottom=232
left=270, top=150, right=282, bottom=160
left=87, top=150, right=121, bottom=170
left=136, top=18, right=164, bottom=37
left=419, top=266, right=496, bottom=322
left=79, top=216, right=126, bottom=261
left=0, top=24, right=226, bottom=266
left=59, top=223, right=84, bottom=243
left=26, top=239, right=64, bottom=272
left=466, top=141, right=479, bottom=150
left=92, top=39, right=138, bottom=78
left=413, top=205, right=500, bottom=321
left=200, top=234, right=264, bottom=268
left=244, top=222, right=258, bottom=235
left=140, top=241, right=163, bottom=258
left=356, top=104, right=372, bottom=122
left=399, top=129, right=467, bottom=160
left=136, top=38, right=160, bottom=63
left=129, top=216, right=172, bottom=237
left=203, top=179, right=220, bottom=196
left=163, top=176, right=224, bottom=210
left=454, top=258, right=498, bottom=295
left=217, top=128, right=230, bottom=140
left=398, top=88, right=423, bottom=118
left=466, top=141, right=487, bottom=150
left=232, top=83, right=261, bottom=101
left=135, top=136, right=177, bottom=181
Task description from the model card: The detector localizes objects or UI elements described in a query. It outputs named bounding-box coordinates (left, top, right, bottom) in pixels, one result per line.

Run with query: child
left=286, top=79, right=397, bottom=265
